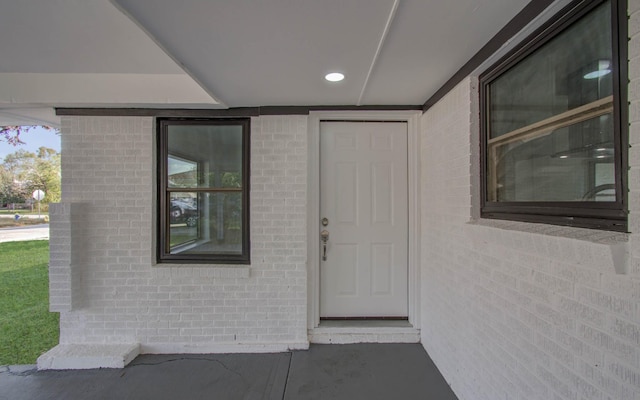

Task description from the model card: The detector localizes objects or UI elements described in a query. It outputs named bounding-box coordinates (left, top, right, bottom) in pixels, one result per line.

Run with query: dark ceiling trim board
left=56, top=104, right=423, bottom=117
left=422, top=0, right=555, bottom=112
left=55, top=107, right=260, bottom=117
left=260, top=104, right=423, bottom=115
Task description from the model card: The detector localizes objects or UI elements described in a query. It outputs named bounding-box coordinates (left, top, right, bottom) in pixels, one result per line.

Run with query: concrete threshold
left=309, top=320, right=420, bottom=344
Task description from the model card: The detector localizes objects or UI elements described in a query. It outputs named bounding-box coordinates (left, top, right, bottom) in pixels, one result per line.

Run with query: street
left=0, top=224, right=49, bottom=243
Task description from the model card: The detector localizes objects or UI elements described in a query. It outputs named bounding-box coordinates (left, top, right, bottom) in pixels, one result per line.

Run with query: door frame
left=307, top=111, right=421, bottom=329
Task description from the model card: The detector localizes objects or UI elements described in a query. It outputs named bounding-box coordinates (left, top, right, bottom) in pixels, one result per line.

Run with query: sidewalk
left=0, top=344, right=459, bottom=400
left=0, top=224, right=49, bottom=243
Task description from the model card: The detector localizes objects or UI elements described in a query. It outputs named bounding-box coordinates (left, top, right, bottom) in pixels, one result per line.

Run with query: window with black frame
left=158, top=118, right=250, bottom=263
left=480, top=0, right=627, bottom=231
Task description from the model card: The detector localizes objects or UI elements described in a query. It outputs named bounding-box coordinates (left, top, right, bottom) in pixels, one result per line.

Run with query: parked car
left=170, top=199, right=198, bottom=227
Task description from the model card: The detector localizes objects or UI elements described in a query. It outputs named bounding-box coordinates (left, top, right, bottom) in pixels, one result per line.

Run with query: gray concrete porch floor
left=0, top=344, right=459, bottom=400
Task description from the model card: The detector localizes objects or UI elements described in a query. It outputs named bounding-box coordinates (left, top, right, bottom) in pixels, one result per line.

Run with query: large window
left=158, top=118, right=250, bottom=263
left=480, top=0, right=627, bottom=231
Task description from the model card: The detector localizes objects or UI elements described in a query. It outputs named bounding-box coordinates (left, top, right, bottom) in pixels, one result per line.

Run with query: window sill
left=467, top=218, right=629, bottom=274
left=152, top=263, right=250, bottom=278
left=468, top=218, right=628, bottom=245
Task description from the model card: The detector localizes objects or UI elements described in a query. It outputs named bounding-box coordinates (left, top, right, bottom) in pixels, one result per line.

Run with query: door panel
left=320, top=121, right=408, bottom=317
left=334, top=243, right=358, bottom=295
left=371, top=243, right=393, bottom=295
left=335, top=162, right=358, bottom=224
left=371, top=162, right=393, bottom=224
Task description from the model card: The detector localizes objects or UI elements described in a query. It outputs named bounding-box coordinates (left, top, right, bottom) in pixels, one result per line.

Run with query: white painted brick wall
left=419, top=2, right=640, bottom=398
left=51, top=115, right=308, bottom=351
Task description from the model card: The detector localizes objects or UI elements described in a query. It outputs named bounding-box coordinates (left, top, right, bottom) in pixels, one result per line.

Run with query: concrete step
left=37, top=343, right=140, bottom=370
left=309, top=323, right=420, bottom=344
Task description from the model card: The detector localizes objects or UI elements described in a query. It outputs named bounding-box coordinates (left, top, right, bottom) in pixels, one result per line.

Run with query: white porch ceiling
left=0, top=0, right=536, bottom=124
left=0, top=0, right=218, bottom=127
left=114, top=0, right=531, bottom=107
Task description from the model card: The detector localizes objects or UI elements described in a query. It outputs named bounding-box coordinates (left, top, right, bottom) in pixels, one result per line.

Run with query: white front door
left=320, top=121, right=408, bottom=318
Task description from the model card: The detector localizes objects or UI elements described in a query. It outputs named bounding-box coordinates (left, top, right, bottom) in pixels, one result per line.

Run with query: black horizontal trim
left=482, top=203, right=628, bottom=219
left=261, top=104, right=422, bottom=114
left=166, top=187, right=242, bottom=192
left=320, top=120, right=408, bottom=123
left=320, top=317, right=409, bottom=321
left=56, top=104, right=422, bottom=117
left=422, top=0, right=555, bottom=112
left=156, top=255, right=251, bottom=264
left=56, top=107, right=260, bottom=117
left=481, top=211, right=628, bottom=232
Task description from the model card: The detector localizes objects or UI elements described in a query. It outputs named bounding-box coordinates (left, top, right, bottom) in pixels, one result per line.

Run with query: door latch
left=320, top=230, right=329, bottom=261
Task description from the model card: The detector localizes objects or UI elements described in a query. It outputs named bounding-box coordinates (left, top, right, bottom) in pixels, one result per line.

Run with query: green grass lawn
left=0, top=240, right=58, bottom=365
left=0, top=210, right=48, bottom=216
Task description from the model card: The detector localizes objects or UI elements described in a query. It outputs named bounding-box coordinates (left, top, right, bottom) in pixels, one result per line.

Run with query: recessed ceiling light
left=584, top=69, right=611, bottom=79
left=325, top=72, right=345, bottom=82
left=596, top=155, right=606, bottom=159
left=559, top=155, right=569, bottom=159
left=596, top=147, right=607, bottom=151
left=584, top=60, right=611, bottom=79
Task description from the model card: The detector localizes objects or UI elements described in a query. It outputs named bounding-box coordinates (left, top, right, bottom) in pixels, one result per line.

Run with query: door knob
left=320, top=230, right=329, bottom=261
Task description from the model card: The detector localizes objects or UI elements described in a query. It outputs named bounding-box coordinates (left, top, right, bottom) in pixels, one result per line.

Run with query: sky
left=0, top=126, right=61, bottom=160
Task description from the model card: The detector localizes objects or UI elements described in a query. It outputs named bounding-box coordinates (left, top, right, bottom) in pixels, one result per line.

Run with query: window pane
left=168, top=155, right=198, bottom=187
left=169, top=193, right=199, bottom=247
left=169, top=192, right=243, bottom=256
left=489, top=2, right=612, bottom=139
left=167, top=124, right=243, bottom=189
left=489, top=114, right=615, bottom=202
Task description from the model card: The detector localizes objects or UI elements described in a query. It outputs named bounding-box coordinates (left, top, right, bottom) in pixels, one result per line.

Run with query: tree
left=0, top=165, right=29, bottom=204
left=0, top=126, right=57, bottom=146
left=27, top=147, right=61, bottom=203
left=0, top=147, right=61, bottom=205
left=0, top=126, right=61, bottom=205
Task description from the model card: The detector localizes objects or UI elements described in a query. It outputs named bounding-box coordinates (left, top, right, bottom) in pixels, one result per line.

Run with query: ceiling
left=0, top=0, right=540, bottom=126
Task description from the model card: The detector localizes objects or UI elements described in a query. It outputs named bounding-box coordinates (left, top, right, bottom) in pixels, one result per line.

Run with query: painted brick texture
left=51, top=115, right=308, bottom=351
left=418, top=3, right=640, bottom=398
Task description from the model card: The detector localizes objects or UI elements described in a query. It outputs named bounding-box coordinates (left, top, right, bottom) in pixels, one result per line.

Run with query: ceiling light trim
left=357, top=0, right=400, bottom=106
left=325, top=72, right=345, bottom=82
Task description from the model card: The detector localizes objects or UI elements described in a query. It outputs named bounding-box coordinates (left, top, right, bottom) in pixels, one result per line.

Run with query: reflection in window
left=487, top=1, right=613, bottom=202
left=481, top=0, right=626, bottom=231
left=158, top=119, right=250, bottom=263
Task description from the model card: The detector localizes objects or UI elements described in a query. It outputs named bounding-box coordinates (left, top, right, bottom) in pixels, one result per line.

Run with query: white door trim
left=307, top=111, right=421, bottom=329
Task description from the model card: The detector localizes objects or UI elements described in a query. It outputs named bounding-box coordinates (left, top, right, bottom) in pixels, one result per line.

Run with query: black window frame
left=479, top=0, right=628, bottom=232
left=157, top=118, right=251, bottom=264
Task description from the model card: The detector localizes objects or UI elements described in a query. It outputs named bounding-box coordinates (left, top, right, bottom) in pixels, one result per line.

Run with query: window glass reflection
left=169, top=192, right=243, bottom=255
left=167, top=125, right=243, bottom=189
left=489, top=2, right=612, bottom=139
left=487, top=2, right=615, bottom=203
